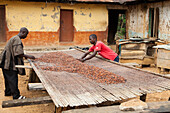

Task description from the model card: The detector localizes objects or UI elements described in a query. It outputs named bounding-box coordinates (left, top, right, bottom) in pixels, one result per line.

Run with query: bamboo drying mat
left=29, top=49, right=170, bottom=108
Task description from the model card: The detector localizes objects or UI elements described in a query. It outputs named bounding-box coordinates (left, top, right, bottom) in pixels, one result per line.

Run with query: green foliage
left=116, top=14, right=126, bottom=37
left=123, top=19, right=126, bottom=23
left=121, top=28, right=126, bottom=35
left=117, top=26, right=121, bottom=31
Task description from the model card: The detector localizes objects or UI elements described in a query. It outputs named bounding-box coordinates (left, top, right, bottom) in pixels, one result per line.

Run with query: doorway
left=108, top=10, right=126, bottom=45
left=148, top=8, right=159, bottom=38
left=0, top=6, right=6, bottom=42
left=60, top=9, right=74, bottom=42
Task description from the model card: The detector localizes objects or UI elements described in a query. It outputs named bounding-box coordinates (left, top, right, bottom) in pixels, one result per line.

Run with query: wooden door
left=0, top=6, right=6, bottom=42
left=60, top=10, right=74, bottom=42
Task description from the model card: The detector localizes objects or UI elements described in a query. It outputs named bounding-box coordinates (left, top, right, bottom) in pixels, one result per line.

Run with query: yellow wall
left=74, top=4, right=108, bottom=31
left=0, top=1, right=108, bottom=32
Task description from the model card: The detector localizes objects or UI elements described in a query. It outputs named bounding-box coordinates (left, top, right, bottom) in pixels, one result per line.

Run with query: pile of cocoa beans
left=35, top=52, right=126, bottom=84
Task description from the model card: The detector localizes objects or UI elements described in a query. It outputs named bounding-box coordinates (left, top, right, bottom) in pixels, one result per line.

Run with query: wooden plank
left=121, top=63, right=140, bottom=67
left=156, top=82, right=170, bottom=90
left=15, top=65, right=32, bottom=69
left=28, top=59, right=68, bottom=107
left=126, top=87, right=144, bottom=96
left=2, top=96, right=52, bottom=108
left=120, top=57, right=154, bottom=65
left=46, top=71, right=96, bottom=106
left=157, top=59, right=170, bottom=69
left=119, top=88, right=137, bottom=98
left=120, top=56, right=144, bottom=60
left=157, top=49, right=170, bottom=60
left=145, top=85, right=166, bottom=93
left=121, top=43, right=146, bottom=50
left=67, top=73, right=109, bottom=103
left=120, top=59, right=143, bottom=64
left=28, top=83, right=45, bottom=91
left=62, top=101, right=170, bottom=113
left=99, top=85, right=129, bottom=100
left=164, top=74, right=170, bottom=79
left=121, top=50, right=145, bottom=56
left=42, top=70, right=83, bottom=107
left=67, top=72, right=120, bottom=102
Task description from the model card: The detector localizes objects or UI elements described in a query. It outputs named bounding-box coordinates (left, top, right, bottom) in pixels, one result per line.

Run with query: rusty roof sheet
left=68, top=0, right=137, bottom=3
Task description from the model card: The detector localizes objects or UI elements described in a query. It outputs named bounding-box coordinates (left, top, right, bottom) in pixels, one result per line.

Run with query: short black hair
left=19, top=27, right=29, bottom=33
left=89, top=34, right=97, bottom=40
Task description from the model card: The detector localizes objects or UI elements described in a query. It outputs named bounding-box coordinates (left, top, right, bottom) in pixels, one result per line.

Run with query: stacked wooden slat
left=120, top=43, right=146, bottom=59
left=118, top=41, right=156, bottom=65
left=153, top=44, right=170, bottom=73
left=157, top=49, right=170, bottom=69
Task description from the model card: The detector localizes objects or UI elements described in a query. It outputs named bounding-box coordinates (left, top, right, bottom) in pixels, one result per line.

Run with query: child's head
left=89, top=34, right=97, bottom=44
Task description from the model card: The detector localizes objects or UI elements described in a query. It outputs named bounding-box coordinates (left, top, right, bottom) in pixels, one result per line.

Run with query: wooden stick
left=28, top=83, right=45, bottom=91
left=2, top=96, right=52, bottom=108
left=15, top=65, right=32, bottom=69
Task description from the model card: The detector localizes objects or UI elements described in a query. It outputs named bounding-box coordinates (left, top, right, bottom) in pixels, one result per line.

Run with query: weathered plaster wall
left=0, top=1, right=108, bottom=46
left=128, top=4, right=148, bottom=38
left=159, top=1, right=170, bottom=41
left=128, top=1, right=170, bottom=42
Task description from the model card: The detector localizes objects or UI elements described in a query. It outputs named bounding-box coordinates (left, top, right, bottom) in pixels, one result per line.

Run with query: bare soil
left=0, top=65, right=55, bottom=113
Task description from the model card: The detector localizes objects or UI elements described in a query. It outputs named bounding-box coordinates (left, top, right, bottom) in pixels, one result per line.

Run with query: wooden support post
left=158, top=67, right=161, bottom=73
left=54, top=106, right=57, bottom=113
left=2, top=96, right=53, bottom=108
left=28, top=69, right=41, bottom=83
left=140, top=94, right=147, bottom=102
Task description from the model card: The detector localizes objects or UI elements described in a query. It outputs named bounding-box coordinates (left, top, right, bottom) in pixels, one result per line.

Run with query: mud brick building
left=0, top=0, right=169, bottom=46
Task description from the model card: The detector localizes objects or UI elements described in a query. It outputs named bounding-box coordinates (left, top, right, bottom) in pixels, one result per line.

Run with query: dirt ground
left=0, top=63, right=170, bottom=113
left=0, top=66, right=55, bottom=113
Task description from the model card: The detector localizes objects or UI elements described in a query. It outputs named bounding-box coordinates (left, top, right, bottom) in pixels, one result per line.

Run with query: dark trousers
left=114, top=55, right=119, bottom=62
left=2, top=69, right=20, bottom=99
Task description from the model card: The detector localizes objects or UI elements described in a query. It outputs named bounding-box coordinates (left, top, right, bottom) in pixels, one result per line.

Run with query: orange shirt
left=89, top=41, right=118, bottom=61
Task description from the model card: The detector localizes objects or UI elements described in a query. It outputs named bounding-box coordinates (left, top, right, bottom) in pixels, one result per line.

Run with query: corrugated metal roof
left=68, top=0, right=137, bottom=3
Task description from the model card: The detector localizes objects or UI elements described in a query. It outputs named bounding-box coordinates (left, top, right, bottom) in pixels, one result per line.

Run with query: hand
left=77, top=58, right=85, bottom=62
left=28, top=55, right=35, bottom=59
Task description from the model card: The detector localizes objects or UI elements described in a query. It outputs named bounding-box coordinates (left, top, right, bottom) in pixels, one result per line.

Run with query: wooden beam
left=122, top=63, right=140, bottom=67
left=28, top=83, right=45, bottom=91
left=121, top=50, right=145, bottom=56
left=62, top=101, right=170, bottom=113
left=15, top=65, right=33, bottom=69
left=2, top=96, right=53, bottom=108
left=106, top=5, right=128, bottom=10
left=164, top=74, right=170, bottom=79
